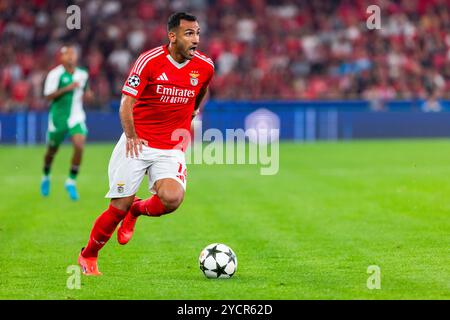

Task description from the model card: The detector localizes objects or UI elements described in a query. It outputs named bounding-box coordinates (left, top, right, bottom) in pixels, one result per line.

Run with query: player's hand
left=126, top=136, right=144, bottom=158
left=192, top=110, right=199, bottom=120
left=84, top=89, right=94, bottom=102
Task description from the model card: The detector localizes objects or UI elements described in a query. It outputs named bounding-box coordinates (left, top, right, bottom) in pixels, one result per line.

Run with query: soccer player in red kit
left=78, top=12, right=214, bottom=275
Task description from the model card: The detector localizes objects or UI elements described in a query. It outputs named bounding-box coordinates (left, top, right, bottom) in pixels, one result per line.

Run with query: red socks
left=81, top=205, right=127, bottom=258
left=131, top=195, right=166, bottom=217
left=81, top=197, right=166, bottom=258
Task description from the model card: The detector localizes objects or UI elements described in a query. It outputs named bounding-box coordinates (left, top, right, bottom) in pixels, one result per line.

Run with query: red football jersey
left=122, top=44, right=214, bottom=151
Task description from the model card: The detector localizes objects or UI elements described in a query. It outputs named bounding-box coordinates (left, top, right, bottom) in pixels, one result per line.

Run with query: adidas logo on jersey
left=157, top=72, right=169, bottom=81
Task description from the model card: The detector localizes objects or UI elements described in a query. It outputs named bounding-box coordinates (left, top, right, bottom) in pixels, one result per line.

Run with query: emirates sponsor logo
left=156, top=85, right=195, bottom=104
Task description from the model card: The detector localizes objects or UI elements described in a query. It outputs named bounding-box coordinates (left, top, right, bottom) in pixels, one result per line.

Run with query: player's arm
left=83, top=78, right=94, bottom=102
left=193, top=86, right=208, bottom=119
left=120, top=51, right=153, bottom=156
left=44, top=82, right=79, bottom=101
left=119, top=94, right=145, bottom=158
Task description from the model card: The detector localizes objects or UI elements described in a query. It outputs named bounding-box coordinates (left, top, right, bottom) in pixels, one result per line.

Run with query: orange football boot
left=78, top=249, right=102, bottom=276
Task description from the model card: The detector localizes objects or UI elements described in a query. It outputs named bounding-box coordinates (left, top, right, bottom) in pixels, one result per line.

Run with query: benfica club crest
left=189, top=71, right=199, bottom=86
left=117, top=183, right=125, bottom=193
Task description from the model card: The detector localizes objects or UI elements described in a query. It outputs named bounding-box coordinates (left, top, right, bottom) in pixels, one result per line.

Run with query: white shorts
left=105, top=133, right=187, bottom=198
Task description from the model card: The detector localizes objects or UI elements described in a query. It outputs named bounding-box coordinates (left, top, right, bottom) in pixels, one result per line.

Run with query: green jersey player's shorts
left=47, top=122, right=88, bottom=148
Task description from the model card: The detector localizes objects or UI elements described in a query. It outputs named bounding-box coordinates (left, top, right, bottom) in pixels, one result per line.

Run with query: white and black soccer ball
left=127, top=74, right=140, bottom=87
left=199, top=243, right=237, bottom=279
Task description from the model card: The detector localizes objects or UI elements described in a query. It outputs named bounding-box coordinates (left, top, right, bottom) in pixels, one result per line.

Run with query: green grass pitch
left=0, top=140, right=449, bottom=299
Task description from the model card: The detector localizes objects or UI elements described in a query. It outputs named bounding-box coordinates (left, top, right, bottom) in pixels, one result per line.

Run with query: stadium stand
left=0, top=0, right=449, bottom=112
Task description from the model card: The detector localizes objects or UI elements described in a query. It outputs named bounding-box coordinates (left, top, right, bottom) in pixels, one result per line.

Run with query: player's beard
left=182, top=49, right=194, bottom=60
left=179, top=43, right=195, bottom=60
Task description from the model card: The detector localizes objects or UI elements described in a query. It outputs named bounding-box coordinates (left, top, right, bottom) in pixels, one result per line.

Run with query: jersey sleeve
left=202, top=64, right=215, bottom=90
left=43, top=69, right=60, bottom=96
left=122, top=54, right=152, bottom=99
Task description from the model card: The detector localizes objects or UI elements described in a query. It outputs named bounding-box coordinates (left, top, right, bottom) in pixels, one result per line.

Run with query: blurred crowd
left=1, top=0, right=450, bottom=112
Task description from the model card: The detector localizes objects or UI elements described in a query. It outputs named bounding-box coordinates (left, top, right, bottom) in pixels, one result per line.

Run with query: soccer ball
left=199, top=243, right=237, bottom=279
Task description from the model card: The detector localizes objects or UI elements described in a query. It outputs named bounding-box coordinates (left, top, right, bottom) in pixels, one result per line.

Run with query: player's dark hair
left=167, top=12, right=197, bottom=31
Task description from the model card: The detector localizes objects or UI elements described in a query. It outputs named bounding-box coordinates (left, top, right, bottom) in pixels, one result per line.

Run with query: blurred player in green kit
left=40, top=45, right=92, bottom=201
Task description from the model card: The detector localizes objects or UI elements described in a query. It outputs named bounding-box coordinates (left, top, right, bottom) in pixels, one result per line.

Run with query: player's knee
left=47, top=147, right=58, bottom=157
left=159, top=190, right=184, bottom=213
left=74, top=143, right=84, bottom=153
left=110, top=197, right=134, bottom=214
